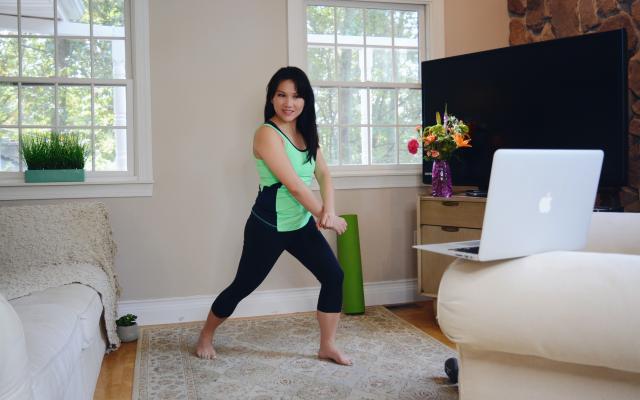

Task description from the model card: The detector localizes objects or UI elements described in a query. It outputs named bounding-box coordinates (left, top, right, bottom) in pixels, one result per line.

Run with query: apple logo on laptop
left=538, top=192, right=553, bottom=213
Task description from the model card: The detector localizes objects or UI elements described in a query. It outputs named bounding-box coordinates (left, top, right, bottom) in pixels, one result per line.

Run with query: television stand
left=465, top=189, right=487, bottom=198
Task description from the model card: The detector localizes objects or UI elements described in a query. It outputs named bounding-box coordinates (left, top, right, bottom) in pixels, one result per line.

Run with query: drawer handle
left=441, top=226, right=459, bottom=232
left=442, top=201, right=459, bottom=207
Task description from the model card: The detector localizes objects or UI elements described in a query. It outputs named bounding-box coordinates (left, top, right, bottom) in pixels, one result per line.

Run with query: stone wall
left=508, top=0, right=640, bottom=211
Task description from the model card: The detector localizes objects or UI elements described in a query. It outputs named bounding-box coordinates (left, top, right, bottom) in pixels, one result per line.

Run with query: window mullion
left=311, top=81, right=419, bottom=90
left=363, top=7, right=368, bottom=83
left=17, top=0, right=22, bottom=77
left=53, top=0, right=59, bottom=131
left=54, top=83, right=59, bottom=129
left=0, top=77, right=128, bottom=85
left=17, top=81, right=23, bottom=172
left=391, top=11, right=399, bottom=166
left=333, top=6, right=337, bottom=82
left=363, top=7, right=370, bottom=166
left=17, top=0, right=22, bottom=172
left=366, top=88, right=371, bottom=165
left=90, top=0, right=96, bottom=172
left=91, top=82, right=96, bottom=172
left=124, top=0, right=133, bottom=79
left=391, top=9, right=396, bottom=84
left=333, top=4, right=341, bottom=165
left=394, top=89, right=400, bottom=164
left=90, top=0, right=94, bottom=80
left=53, top=0, right=59, bottom=80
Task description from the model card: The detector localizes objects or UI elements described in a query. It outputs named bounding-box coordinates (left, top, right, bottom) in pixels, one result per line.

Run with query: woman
left=196, top=66, right=351, bottom=366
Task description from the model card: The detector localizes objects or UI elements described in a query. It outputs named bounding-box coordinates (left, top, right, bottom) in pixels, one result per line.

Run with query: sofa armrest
left=584, top=212, right=640, bottom=255
left=437, top=251, right=640, bottom=374
left=0, top=293, right=33, bottom=400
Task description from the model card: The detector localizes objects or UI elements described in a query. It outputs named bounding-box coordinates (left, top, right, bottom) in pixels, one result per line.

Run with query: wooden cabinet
left=417, top=195, right=486, bottom=297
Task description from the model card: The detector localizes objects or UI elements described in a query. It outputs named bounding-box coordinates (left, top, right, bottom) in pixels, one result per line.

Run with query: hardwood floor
left=93, top=300, right=454, bottom=400
left=385, top=300, right=455, bottom=350
left=93, top=341, right=137, bottom=400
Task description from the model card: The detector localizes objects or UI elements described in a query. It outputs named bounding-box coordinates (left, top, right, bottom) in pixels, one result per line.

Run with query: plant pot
left=24, top=169, right=85, bottom=183
left=117, top=323, right=139, bottom=342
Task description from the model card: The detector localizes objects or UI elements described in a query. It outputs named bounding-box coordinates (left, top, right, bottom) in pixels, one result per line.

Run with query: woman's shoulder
left=254, top=124, right=284, bottom=146
left=255, top=123, right=278, bottom=136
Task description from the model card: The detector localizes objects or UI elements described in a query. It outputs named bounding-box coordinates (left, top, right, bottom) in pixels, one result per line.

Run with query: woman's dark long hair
left=264, top=66, right=318, bottom=163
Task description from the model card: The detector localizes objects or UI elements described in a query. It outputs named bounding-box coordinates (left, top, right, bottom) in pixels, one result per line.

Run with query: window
left=289, top=0, right=444, bottom=188
left=309, top=2, right=424, bottom=167
left=0, top=0, right=152, bottom=199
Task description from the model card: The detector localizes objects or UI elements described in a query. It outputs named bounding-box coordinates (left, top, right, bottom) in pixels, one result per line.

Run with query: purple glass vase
left=431, top=159, right=453, bottom=198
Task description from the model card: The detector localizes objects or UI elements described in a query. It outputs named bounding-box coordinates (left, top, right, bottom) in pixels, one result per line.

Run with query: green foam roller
left=337, top=214, right=365, bottom=314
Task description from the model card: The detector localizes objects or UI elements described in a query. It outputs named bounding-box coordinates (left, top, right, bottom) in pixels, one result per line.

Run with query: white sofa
left=0, top=202, right=121, bottom=400
left=437, top=212, right=640, bottom=400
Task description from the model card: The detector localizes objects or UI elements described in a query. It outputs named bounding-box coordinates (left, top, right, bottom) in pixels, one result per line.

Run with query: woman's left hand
left=318, top=212, right=348, bottom=235
left=319, top=210, right=333, bottom=229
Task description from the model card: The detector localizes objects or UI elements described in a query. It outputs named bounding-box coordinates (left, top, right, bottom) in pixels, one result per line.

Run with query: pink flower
left=407, top=138, right=419, bottom=154
left=430, top=150, right=440, bottom=158
left=415, top=125, right=422, bottom=133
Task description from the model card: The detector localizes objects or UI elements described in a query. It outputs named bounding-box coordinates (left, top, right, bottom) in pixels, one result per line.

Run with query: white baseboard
left=118, top=279, right=421, bottom=326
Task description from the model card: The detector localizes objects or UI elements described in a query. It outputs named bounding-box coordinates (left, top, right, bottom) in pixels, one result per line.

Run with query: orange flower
left=453, top=133, right=472, bottom=148
left=424, top=134, right=436, bottom=145
left=430, top=150, right=440, bottom=158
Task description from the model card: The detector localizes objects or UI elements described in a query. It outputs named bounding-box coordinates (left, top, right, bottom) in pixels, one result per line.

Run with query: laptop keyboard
left=451, top=246, right=480, bottom=254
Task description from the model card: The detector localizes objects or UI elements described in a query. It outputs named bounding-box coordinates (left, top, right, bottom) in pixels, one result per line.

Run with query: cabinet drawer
left=419, top=225, right=482, bottom=297
left=420, top=199, right=485, bottom=228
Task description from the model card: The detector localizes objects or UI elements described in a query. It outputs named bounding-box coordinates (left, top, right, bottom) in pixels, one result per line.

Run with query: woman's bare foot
left=195, top=332, right=216, bottom=359
left=318, top=345, right=352, bottom=366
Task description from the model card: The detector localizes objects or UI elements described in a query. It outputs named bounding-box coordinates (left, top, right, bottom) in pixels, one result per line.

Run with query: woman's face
left=271, top=79, right=304, bottom=123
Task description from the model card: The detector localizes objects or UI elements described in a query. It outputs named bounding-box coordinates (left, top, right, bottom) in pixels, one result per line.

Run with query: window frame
left=288, top=0, right=444, bottom=189
left=0, top=0, right=153, bottom=200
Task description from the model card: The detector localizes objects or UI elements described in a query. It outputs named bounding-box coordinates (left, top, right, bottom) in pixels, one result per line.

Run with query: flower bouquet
left=408, top=108, right=471, bottom=197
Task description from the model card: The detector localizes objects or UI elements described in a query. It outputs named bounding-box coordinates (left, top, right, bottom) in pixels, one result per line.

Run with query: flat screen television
left=421, top=29, right=628, bottom=193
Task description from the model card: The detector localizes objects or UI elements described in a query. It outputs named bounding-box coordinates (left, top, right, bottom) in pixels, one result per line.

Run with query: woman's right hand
left=322, top=215, right=348, bottom=235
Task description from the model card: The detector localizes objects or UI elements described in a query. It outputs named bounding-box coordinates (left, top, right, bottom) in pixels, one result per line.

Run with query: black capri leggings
left=211, top=213, right=344, bottom=318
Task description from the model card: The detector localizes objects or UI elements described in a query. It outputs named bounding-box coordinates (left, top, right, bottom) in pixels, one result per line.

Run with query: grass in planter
left=22, top=132, right=89, bottom=170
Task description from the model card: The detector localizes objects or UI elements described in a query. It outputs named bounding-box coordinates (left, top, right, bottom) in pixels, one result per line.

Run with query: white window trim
left=287, top=0, right=444, bottom=189
left=0, top=0, right=153, bottom=201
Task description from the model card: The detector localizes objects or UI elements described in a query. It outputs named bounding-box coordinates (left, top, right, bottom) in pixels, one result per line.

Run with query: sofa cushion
left=0, top=292, right=33, bottom=400
left=11, top=283, right=103, bottom=350
left=10, top=284, right=104, bottom=399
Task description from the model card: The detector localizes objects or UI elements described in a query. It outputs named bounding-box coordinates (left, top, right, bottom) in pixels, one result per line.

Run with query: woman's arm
left=314, top=148, right=335, bottom=215
left=314, top=149, right=347, bottom=234
left=254, top=126, right=323, bottom=218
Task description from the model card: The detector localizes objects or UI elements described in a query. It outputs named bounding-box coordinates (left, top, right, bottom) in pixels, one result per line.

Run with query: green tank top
left=253, top=122, right=316, bottom=232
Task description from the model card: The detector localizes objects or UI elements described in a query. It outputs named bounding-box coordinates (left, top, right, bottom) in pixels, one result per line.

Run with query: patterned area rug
left=133, top=306, right=458, bottom=400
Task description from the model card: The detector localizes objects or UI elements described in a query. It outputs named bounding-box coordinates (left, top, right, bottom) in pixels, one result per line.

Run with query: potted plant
left=116, top=313, right=139, bottom=342
left=21, top=131, right=89, bottom=183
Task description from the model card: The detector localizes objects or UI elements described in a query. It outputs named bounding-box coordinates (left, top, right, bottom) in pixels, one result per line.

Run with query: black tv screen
left=421, top=29, right=628, bottom=190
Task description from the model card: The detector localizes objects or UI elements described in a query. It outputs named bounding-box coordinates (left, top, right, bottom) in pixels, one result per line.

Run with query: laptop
left=414, top=149, right=603, bottom=261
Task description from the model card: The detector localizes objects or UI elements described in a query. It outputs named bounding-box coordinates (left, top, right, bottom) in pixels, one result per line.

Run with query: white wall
left=1, top=0, right=508, bottom=303
left=445, top=0, right=510, bottom=57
